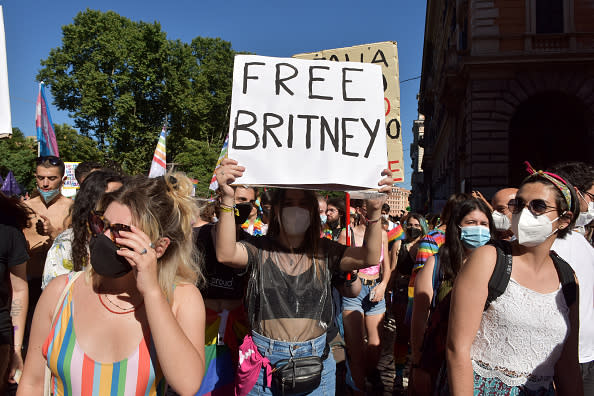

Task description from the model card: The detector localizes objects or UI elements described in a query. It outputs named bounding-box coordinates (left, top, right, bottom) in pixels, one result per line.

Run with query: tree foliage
left=174, top=138, right=223, bottom=198
left=38, top=9, right=236, bottom=175
left=54, top=123, right=104, bottom=163
left=0, top=128, right=37, bottom=193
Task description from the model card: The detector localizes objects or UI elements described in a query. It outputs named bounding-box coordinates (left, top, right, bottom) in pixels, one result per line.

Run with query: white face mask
left=576, top=194, right=594, bottom=227
left=281, top=206, right=311, bottom=235
left=491, top=210, right=511, bottom=231
left=511, top=208, right=558, bottom=247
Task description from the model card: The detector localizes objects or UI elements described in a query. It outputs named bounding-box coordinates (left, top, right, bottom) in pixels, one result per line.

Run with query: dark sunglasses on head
left=36, top=156, right=62, bottom=166
left=88, top=211, right=131, bottom=246
left=507, top=198, right=557, bottom=216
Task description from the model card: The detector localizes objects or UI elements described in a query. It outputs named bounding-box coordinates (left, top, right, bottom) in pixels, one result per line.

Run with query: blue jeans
left=342, top=280, right=386, bottom=315
left=248, top=331, right=336, bottom=395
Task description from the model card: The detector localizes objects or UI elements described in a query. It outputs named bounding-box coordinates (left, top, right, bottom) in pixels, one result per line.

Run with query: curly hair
left=71, top=170, right=124, bottom=271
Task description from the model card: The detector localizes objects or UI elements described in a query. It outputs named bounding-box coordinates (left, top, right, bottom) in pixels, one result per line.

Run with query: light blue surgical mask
left=320, top=214, right=327, bottom=225
left=37, top=187, right=60, bottom=204
left=460, top=225, right=491, bottom=249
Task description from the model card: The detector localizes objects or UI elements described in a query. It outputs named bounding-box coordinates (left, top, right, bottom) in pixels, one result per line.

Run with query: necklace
left=98, top=292, right=144, bottom=315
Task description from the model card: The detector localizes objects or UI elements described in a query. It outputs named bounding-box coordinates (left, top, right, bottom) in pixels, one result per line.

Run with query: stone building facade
left=419, top=0, right=594, bottom=208
left=410, top=112, right=426, bottom=211
left=387, top=186, right=411, bottom=215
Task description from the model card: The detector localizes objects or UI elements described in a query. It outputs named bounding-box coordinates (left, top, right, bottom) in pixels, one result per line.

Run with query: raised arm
left=214, top=159, right=250, bottom=267
left=340, top=169, right=393, bottom=271
left=446, top=245, right=495, bottom=396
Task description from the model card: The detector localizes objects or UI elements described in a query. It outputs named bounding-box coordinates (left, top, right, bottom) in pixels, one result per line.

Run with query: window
left=535, top=0, right=564, bottom=33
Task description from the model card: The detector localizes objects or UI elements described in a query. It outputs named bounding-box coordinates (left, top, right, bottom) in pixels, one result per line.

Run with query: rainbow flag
left=36, top=82, right=59, bottom=157
left=388, top=224, right=404, bottom=243
left=148, top=126, right=167, bottom=178
left=208, top=135, right=229, bottom=191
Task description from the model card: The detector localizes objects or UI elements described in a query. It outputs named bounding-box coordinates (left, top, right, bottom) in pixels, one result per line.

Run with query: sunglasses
left=88, top=211, right=131, bottom=246
left=36, top=156, right=62, bottom=166
left=583, top=191, right=594, bottom=201
left=507, top=198, right=557, bottom=216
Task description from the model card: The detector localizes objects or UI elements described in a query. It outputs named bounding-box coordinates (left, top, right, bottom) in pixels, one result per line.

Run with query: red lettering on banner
left=388, top=160, right=401, bottom=173
left=384, top=98, right=390, bottom=116
left=393, top=177, right=404, bottom=182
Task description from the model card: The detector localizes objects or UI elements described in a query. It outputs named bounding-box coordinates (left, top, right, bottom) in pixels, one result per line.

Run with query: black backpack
left=484, top=239, right=577, bottom=311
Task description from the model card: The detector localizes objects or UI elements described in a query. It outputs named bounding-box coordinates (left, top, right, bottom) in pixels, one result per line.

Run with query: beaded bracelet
left=219, top=203, right=238, bottom=216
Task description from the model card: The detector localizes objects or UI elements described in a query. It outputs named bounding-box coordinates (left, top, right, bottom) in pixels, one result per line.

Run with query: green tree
left=54, top=123, right=104, bottom=163
left=174, top=138, right=223, bottom=197
left=0, top=128, right=37, bottom=193
left=38, top=9, right=237, bottom=175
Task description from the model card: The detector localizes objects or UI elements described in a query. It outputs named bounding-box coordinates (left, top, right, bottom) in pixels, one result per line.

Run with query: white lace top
left=470, top=278, right=569, bottom=389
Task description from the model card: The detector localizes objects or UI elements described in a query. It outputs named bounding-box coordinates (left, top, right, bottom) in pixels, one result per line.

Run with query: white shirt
left=552, top=231, right=594, bottom=363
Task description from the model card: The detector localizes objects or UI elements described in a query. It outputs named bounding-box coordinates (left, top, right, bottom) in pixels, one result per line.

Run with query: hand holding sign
left=215, top=158, right=245, bottom=199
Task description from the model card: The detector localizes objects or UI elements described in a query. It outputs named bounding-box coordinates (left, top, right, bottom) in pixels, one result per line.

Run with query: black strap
left=484, top=240, right=513, bottom=311
left=321, top=342, right=330, bottom=361
left=550, top=251, right=577, bottom=307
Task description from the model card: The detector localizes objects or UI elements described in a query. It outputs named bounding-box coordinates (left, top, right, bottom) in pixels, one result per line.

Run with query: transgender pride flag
left=148, top=126, right=167, bottom=178
left=36, top=82, right=59, bottom=157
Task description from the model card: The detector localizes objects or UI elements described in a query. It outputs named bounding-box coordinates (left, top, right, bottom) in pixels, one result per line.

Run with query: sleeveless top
left=42, top=275, right=166, bottom=396
left=470, top=278, right=569, bottom=390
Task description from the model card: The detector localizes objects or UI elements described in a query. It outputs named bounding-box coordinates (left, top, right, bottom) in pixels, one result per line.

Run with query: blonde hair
left=92, top=171, right=203, bottom=302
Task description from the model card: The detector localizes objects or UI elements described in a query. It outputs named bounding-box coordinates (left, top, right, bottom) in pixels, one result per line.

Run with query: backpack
left=484, top=239, right=577, bottom=311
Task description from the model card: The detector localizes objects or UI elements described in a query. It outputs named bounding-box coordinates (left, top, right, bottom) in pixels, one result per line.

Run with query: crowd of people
left=0, top=154, right=592, bottom=396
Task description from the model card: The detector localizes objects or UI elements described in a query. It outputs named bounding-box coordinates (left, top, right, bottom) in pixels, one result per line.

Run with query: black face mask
left=89, top=234, right=132, bottom=278
left=235, top=202, right=252, bottom=225
left=406, top=227, right=423, bottom=241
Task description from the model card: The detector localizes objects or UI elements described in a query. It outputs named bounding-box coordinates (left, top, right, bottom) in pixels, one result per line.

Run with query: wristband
left=366, top=217, right=381, bottom=224
left=219, top=204, right=238, bottom=216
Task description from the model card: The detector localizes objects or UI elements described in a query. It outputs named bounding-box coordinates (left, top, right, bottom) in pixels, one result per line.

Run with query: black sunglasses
left=507, top=198, right=557, bottom=216
left=36, top=156, right=62, bottom=166
left=583, top=191, right=594, bottom=201
left=88, top=211, right=131, bottom=246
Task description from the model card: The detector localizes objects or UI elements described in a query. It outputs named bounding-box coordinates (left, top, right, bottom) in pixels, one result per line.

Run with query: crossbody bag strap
left=44, top=271, right=83, bottom=396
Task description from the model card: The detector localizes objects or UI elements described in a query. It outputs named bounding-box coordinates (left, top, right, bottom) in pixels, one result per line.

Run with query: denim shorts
left=248, top=330, right=336, bottom=395
left=342, top=280, right=386, bottom=315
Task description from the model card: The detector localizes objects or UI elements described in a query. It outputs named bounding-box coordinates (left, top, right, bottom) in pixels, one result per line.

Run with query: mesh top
left=241, top=236, right=347, bottom=342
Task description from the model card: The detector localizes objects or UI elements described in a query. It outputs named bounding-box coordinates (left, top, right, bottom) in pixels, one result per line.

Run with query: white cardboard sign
left=227, top=55, right=387, bottom=191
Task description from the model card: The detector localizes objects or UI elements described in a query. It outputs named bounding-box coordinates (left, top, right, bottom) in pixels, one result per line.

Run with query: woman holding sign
left=215, top=158, right=392, bottom=395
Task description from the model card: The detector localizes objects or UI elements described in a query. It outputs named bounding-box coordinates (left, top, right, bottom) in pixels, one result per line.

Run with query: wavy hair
left=95, top=172, right=203, bottom=302
left=71, top=170, right=124, bottom=271
left=0, top=191, right=34, bottom=229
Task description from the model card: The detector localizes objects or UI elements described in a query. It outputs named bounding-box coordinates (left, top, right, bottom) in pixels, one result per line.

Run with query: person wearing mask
left=389, top=213, right=429, bottom=392
left=342, top=199, right=391, bottom=394
left=318, top=195, right=328, bottom=228
left=193, top=186, right=257, bottom=395
left=214, top=158, right=392, bottom=395
left=409, top=198, right=493, bottom=395
left=0, top=193, right=31, bottom=393
left=42, top=170, right=124, bottom=289
left=550, top=161, right=594, bottom=394
left=446, top=166, right=582, bottom=395
left=19, top=174, right=206, bottom=395
left=238, top=187, right=264, bottom=236
left=490, top=188, right=518, bottom=241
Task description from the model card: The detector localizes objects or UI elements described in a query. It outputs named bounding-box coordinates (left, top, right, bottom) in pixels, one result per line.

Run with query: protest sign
left=294, top=42, right=404, bottom=183
left=61, top=162, right=80, bottom=198
left=227, top=55, right=387, bottom=191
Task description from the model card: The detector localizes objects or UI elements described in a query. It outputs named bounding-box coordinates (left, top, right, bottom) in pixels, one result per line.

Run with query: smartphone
left=369, top=289, right=376, bottom=300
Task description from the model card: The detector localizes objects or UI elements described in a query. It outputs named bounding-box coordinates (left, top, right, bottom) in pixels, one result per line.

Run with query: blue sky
left=1, top=0, right=426, bottom=188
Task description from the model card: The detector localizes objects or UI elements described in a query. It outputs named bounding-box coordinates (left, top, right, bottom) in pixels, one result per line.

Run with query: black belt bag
left=271, top=343, right=330, bottom=395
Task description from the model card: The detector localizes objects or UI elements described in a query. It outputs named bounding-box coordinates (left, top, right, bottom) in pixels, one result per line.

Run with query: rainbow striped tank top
left=42, top=275, right=166, bottom=396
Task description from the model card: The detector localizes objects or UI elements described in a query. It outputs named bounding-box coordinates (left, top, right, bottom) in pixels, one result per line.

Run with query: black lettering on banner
left=341, top=118, right=359, bottom=157
left=287, top=114, right=294, bottom=148
left=342, top=68, right=365, bottom=102
left=383, top=75, right=388, bottom=92
left=371, top=49, right=389, bottom=67
left=386, top=118, right=401, bottom=140
left=361, top=118, right=381, bottom=158
left=243, top=62, right=266, bottom=95
left=263, top=113, right=283, bottom=148
left=329, top=54, right=339, bottom=62
left=232, top=110, right=260, bottom=150
left=297, top=115, right=319, bottom=149
left=320, top=116, right=339, bottom=152
left=275, top=63, right=298, bottom=96
left=309, top=66, right=333, bottom=100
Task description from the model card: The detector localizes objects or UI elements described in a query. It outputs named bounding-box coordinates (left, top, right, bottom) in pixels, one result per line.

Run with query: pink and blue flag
left=36, top=82, right=59, bottom=157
